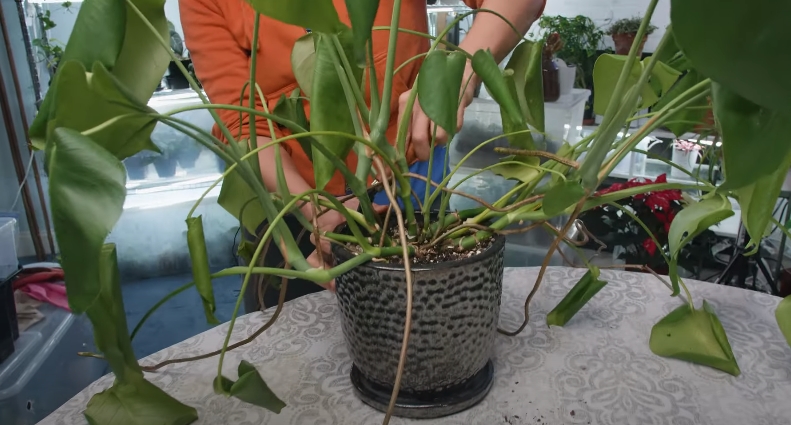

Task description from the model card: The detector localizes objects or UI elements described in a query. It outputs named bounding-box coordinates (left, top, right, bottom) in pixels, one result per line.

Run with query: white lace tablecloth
left=40, top=267, right=791, bottom=425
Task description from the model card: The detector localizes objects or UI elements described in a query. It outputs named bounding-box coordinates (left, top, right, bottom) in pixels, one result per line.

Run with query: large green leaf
left=186, top=216, right=219, bottom=325
left=670, top=0, right=791, bottom=112
left=85, top=379, right=198, bottom=425
left=47, top=128, right=126, bottom=313
left=214, top=361, right=286, bottom=413
left=472, top=50, right=533, bottom=150
left=30, top=0, right=126, bottom=148
left=310, top=31, right=360, bottom=190
left=546, top=268, right=608, bottom=327
left=114, top=0, right=171, bottom=104
left=247, top=0, right=341, bottom=34
left=344, top=0, right=380, bottom=66
left=653, top=70, right=709, bottom=137
left=650, top=301, right=740, bottom=376
left=504, top=41, right=545, bottom=132
left=713, top=83, right=791, bottom=191
left=592, top=54, right=681, bottom=115
left=218, top=142, right=267, bottom=235
left=543, top=180, right=585, bottom=217
left=51, top=61, right=159, bottom=160
left=668, top=195, right=733, bottom=295
left=776, top=295, right=791, bottom=348
left=291, top=34, right=316, bottom=98
left=417, top=50, right=467, bottom=137
left=272, top=90, right=314, bottom=160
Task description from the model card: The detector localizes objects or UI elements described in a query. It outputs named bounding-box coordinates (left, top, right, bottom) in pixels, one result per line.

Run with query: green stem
left=130, top=281, right=195, bottom=341
left=330, top=35, right=369, bottom=125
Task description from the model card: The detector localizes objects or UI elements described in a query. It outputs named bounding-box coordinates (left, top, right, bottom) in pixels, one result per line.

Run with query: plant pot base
left=350, top=360, right=494, bottom=419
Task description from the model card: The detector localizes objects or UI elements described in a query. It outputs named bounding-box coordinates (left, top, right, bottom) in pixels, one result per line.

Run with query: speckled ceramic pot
left=332, top=234, right=505, bottom=397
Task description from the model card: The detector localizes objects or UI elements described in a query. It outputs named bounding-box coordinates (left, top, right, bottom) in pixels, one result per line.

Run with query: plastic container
left=0, top=304, right=105, bottom=425
left=0, top=217, right=18, bottom=281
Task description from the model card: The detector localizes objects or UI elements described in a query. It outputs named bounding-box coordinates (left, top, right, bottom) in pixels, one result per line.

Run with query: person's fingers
left=433, top=122, right=449, bottom=146
left=397, top=91, right=413, bottom=152
left=411, top=106, right=432, bottom=161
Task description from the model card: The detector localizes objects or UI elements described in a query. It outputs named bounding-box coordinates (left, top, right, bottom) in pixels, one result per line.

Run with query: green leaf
left=272, top=90, right=314, bottom=161
left=47, top=128, right=126, bottom=313
left=310, top=31, right=360, bottom=190
left=649, top=301, right=740, bottom=376
left=85, top=379, right=198, bottom=425
left=546, top=268, right=608, bottom=327
left=344, top=0, right=380, bottom=66
left=113, top=0, right=171, bottom=105
left=247, top=0, right=341, bottom=34
left=417, top=50, right=467, bottom=137
left=776, top=295, right=791, bottom=348
left=30, top=0, right=126, bottom=148
left=214, top=361, right=286, bottom=413
left=504, top=41, right=545, bottom=132
left=543, top=180, right=585, bottom=217
left=713, top=83, right=791, bottom=191
left=670, top=0, right=791, bottom=112
left=592, top=54, right=680, bottom=115
left=472, top=49, right=533, bottom=150
left=51, top=61, right=160, bottom=160
left=185, top=216, right=219, bottom=325
left=291, top=34, right=316, bottom=98
left=653, top=70, right=709, bottom=137
left=218, top=142, right=267, bottom=235
left=668, top=195, right=733, bottom=295
left=733, top=151, right=791, bottom=248
left=490, top=157, right=540, bottom=183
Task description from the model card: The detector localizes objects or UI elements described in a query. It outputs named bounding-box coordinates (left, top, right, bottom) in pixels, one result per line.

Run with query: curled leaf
left=649, top=301, right=740, bottom=376
left=85, top=380, right=198, bottom=425
left=214, top=360, right=286, bottom=413
left=547, top=268, right=608, bottom=327
left=186, top=216, right=218, bottom=325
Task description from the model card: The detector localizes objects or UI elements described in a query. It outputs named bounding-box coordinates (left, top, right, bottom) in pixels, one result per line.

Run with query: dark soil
left=344, top=226, right=494, bottom=266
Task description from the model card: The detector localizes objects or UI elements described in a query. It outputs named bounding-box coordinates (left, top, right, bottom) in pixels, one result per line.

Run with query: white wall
left=530, top=0, right=670, bottom=52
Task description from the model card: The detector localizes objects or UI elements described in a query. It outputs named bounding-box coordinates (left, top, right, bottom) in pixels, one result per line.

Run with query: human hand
left=398, top=64, right=478, bottom=161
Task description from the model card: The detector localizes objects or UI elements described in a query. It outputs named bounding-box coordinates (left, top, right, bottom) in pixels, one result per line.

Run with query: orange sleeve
left=179, top=0, right=267, bottom=143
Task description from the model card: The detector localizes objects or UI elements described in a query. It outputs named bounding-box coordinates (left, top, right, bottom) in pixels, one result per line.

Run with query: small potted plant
left=608, top=16, right=657, bottom=56
left=671, top=139, right=702, bottom=178
left=122, top=151, right=156, bottom=181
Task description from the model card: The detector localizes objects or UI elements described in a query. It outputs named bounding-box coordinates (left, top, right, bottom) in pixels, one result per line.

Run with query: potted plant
left=27, top=0, right=791, bottom=424
left=608, top=16, right=657, bottom=56
left=122, top=151, right=156, bottom=181
left=537, top=15, right=607, bottom=123
left=670, top=139, right=702, bottom=178
left=581, top=174, right=718, bottom=275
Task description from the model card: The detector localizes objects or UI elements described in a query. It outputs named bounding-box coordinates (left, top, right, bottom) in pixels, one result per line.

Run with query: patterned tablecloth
left=40, top=267, right=791, bottom=425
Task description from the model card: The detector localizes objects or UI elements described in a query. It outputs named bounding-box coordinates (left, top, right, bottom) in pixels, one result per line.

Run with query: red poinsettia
left=595, top=174, right=683, bottom=228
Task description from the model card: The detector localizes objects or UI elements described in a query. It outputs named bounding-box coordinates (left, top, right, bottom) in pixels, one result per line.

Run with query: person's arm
left=406, top=0, right=546, bottom=160
left=180, top=0, right=316, bottom=218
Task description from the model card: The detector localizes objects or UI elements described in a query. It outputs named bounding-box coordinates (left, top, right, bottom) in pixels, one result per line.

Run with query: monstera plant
left=30, top=0, right=791, bottom=423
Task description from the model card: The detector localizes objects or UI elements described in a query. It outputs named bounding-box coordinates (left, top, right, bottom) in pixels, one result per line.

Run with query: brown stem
left=375, top=158, right=414, bottom=425
left=493, top=147, right=580, bottom=168
left=498, top=201, right=587, bottom=337
left=404, top=172, right=543, bottom=213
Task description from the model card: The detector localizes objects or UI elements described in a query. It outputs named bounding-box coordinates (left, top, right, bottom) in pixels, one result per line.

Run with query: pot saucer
left=350, top=360, right=494, bottom=419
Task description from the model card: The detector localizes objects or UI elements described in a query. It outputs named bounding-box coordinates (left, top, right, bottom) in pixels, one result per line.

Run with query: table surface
left=40, top=267, right=791, bottom=425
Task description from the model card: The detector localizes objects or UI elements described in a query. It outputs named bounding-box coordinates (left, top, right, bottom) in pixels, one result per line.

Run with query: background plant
left=27, top=0, right=791, bottom=424
left=608, top=16, right=658, bottom=35
left=537, top=15, right=605, bottom=88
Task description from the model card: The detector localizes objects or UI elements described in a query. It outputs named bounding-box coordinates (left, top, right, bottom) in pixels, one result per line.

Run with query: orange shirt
left=180, top=0, right=522, bottom=195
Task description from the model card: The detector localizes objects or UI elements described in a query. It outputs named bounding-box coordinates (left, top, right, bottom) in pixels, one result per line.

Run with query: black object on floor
left=0, top=267, right=21, bottom=364
left=350, top=360, right=494, bottom=419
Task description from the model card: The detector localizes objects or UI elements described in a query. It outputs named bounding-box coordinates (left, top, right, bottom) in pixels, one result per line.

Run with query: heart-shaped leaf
left=734, top=154, right=791, bottom=249
left=650, top=301, right=740, bottom=376
left=593, top=54, right=681, bottom=115
left=417, top=50, right=467, bottom=137
left=291, top=34, right=316, bottom=98
left=186, top=216, right=219, bottom=325
left=547, top=268, right=608, bottom=327
left=85, top=379, right=198, bottom=425
left=344, top=0, right=380, bottom=66
left=668, top=195, right=733, bottom=295
left=504, top=41, right=545, bottom=132
left=214, top=361, right=286, bottom=413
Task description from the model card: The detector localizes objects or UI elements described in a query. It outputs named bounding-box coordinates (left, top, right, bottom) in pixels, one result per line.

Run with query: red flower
left=642, top=238, right=657, bottom=256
